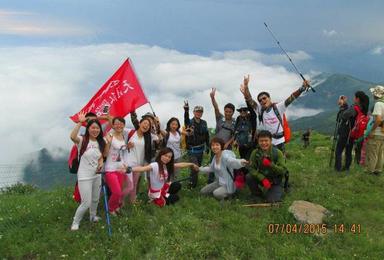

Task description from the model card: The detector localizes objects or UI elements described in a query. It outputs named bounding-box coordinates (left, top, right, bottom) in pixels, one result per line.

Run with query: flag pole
left=127, top=58, right=157, bottom=117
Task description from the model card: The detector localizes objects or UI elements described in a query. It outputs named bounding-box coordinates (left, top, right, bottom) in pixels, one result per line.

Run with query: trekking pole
left=329, top=121, right=339, bottom=167
left=263, top=22, right=315, bottom=93
left=101, top=172, right=112, bottom=237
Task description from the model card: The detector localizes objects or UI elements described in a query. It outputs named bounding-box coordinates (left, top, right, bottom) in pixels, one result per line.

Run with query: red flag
left=70, top=58, right=148, bottom=122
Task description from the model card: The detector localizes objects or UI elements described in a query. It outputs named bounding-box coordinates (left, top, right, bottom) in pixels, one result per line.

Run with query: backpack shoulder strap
left=79, top=135, right=89, bottom=159
left=272, top=103, right=283, bottom=125
left=271, top=147, right=279, bottom=164
left=127, top=129, right=136, bottom=143
left=226, top=167, right=235, bottom=181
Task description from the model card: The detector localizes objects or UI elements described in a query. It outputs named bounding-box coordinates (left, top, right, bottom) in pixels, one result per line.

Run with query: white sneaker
left=71, top=223, right=79, bottom=231
left=90, top=216, right=102, bottom=222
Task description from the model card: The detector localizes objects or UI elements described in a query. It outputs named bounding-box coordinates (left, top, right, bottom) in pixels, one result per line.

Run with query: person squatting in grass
left=247, top=130, right=288, bottom=203
left=103, top=117, right=133, bottom=215
left=125, top=147, right=199, bottom=207
left=240, top=76, right=310, bottom=152
left=199, top=137, right=249, bottom=200
left=70, top=111, right=106, bottom=230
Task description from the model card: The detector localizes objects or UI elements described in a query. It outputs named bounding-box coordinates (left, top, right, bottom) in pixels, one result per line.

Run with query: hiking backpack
left=68, top=136, right=89, bottom=174
left=259, top=103, right=291, bottom=143
left=350, top=105, right=369, bottom=140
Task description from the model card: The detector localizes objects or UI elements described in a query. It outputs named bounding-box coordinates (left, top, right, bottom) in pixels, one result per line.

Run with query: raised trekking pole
left=101, top=172, right=112, bottom=237
left=264, top=22, right=316, bottom=93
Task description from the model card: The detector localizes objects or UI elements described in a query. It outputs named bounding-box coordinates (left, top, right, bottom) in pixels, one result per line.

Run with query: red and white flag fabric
left=70, top=58, right=148, bottom=122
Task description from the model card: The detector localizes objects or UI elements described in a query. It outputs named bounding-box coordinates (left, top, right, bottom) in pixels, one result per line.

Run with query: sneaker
left=70, top=223, right=79, bottom=231
left=90, top=216, right=102, bottom=222
left=109, top=211, right=118, bottom=216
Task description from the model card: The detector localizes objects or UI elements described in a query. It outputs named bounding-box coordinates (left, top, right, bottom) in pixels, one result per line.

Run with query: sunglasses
left=239, top=108, right=248, bottom=112
left=258, top=96, right=268, bottom=102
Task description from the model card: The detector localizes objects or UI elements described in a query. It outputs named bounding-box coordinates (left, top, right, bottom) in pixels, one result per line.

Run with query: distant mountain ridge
left=290, top=73, right=377, bottom=134
left=23, top=148, right=74, bottom=189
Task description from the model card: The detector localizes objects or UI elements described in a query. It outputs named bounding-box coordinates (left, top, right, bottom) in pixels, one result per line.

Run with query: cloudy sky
left=1, top=0, right=383, bottom=163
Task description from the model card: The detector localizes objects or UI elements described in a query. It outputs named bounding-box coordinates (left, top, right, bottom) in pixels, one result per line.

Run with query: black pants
left=354, top=141, right=362, bottom=164
left=207, top=151, right=215, bottom=184
left=335, top=136, right=353, bottom=171
left=165, top=182, right=181, bottom=205
left=239, top=144, right=254, bottom=160
left=188, top=151, right=204, bottom=188
left=274, top=143, right=289, bottom=190
left=246, top=174, right=283, bottom=203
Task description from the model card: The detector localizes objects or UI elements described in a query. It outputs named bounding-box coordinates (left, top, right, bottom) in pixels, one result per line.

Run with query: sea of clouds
left=0, top=43, right=322, bottom=163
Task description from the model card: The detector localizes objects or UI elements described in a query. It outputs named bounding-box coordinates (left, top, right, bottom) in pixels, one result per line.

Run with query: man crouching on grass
left=247, top=130, right=288, bottom=203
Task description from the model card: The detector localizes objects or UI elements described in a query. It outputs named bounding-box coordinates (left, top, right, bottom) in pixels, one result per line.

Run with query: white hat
left=370, top=85, right=384, bottom=98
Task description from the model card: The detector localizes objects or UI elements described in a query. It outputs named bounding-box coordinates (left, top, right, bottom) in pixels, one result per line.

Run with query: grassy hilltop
left=1, top=132, right=383, bottom=259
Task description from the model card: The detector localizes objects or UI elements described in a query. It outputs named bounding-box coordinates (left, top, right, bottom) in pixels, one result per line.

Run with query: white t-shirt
left=167, top=131, right=182, bottom=160
left=149, top=162, right=168, bottom=192
left=104, top=136, right=127, bottom=172
left=124, top=129, right=146, bottom=167
left=77, top=136, right=102, bottom=181
left=372, top=101, right=384, bottom=136
left=257, top=101, right=287, bottom=145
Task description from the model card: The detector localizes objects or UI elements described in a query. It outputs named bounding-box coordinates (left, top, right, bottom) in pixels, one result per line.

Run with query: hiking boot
left=70, top=223, right=79, bottom=231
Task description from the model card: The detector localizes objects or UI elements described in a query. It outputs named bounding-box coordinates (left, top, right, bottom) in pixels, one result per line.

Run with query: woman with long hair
left=69, top=111, right=105, bottom=230
left=335, top=91, right=369, bottom=172
left=127, top=147, right=198, bottom=207
left=353, top=91, right=370, bottom=164
left=124, top=117, right=155, bottom=203
left=160, top=117, right=187, bottom=180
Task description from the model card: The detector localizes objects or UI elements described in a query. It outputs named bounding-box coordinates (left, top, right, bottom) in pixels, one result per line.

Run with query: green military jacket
left=248, top=146, right=287, bottom=183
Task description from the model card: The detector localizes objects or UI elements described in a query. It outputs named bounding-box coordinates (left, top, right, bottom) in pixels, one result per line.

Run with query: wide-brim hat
left=370, top=85, right=384, bottom=98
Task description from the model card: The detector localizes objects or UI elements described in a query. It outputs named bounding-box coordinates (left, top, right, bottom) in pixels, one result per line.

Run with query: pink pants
left=128, top=172, right=143, bottom=203
left=105, top=171, right=133, bottom=212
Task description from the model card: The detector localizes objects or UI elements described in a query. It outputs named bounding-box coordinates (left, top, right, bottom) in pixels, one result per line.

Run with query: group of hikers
left=334, top=86, right=384, bottom=174
left=68, top=74, right=384, bottom=231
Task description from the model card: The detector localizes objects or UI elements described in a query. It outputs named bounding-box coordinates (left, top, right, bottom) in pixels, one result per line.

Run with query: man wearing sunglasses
left=241, top=75, right=310, bottom=151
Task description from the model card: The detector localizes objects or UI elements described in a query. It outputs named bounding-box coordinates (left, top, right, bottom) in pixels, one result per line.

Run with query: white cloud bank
left=323, top=29, right=338, bottom=38
left=0, top=43, right=321, bottom=163
left=370, top=46, right=383, bottom=55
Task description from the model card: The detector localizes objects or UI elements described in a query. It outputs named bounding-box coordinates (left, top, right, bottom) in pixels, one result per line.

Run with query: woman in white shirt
left=161, top=117, right=186, bottom=180
left=128, top=147, right=198, bottom=207
left=124, top=118, right=155, bottom=203
left=69, top=112, right=105, bottom=231
left=104, top=117, right=133, bottom=215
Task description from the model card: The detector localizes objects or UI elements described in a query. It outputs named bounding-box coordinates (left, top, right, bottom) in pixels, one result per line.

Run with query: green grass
left=1, top=132, right=384, bottom=259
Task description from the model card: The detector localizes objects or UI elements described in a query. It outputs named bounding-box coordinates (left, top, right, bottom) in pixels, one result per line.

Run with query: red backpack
left=350, top=105, right=369, bottom=140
